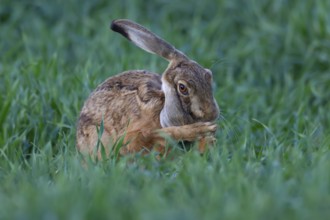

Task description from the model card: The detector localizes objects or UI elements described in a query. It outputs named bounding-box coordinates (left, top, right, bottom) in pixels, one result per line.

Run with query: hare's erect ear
left=111, top=19, right=187, bottom=62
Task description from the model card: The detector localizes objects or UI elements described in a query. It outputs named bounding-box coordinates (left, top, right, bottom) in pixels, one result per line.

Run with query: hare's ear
left=111, top=19, right=187, bottom=62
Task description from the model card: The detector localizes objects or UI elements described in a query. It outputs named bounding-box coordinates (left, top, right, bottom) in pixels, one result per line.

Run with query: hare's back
left=78, top=70, right=164, bottom=136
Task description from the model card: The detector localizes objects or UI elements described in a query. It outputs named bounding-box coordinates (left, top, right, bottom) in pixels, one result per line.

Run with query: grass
left=1, top=0, right=330, bottom=219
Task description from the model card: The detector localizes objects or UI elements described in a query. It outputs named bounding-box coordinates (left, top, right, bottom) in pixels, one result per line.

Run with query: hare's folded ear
left=111, top=19, right=187, bottom=62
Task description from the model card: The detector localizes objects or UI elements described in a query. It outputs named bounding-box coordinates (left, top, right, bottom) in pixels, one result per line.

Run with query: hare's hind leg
left=119, top=129, right=159, bottom=155
left=77, top=125, right=113, bottom=159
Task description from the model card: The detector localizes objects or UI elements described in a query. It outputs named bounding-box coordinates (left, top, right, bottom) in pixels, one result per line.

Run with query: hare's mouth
left=189, top=110, right=201, bottom=122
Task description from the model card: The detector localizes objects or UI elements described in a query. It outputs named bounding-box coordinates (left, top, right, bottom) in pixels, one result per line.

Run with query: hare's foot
left=198, top=135, right=217, bottom=154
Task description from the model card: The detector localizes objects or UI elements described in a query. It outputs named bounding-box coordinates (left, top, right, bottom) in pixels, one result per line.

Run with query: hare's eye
left=178, top=83, right=189, bottom=96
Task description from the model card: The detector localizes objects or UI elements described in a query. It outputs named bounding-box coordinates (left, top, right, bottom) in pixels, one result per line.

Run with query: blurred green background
left=0, top=0, right=329, bottom=219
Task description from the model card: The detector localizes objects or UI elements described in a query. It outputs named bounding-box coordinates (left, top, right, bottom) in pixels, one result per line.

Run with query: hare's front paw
left=189, top=122, right=217, bottom=134
left=160, top=122, right=217, bottom=142
left=198, top=135, right=217, bottom=154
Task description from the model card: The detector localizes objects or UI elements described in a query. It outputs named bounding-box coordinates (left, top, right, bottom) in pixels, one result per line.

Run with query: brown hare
left=76, top=19, right=220, bottom=158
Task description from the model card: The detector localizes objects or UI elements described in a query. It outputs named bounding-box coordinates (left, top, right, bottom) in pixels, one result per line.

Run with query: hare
left=76, top=19, right=220, bottom=158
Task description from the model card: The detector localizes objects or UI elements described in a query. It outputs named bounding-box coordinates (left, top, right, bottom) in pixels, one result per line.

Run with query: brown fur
left=76, top=20, right=219, bottom=158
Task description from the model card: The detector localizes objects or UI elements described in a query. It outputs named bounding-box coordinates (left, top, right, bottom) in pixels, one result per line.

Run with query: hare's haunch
left=76, top=19, right=220, bottom=158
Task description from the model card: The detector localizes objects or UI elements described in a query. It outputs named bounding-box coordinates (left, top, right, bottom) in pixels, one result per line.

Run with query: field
left=1, top=0, right=330, bottom=219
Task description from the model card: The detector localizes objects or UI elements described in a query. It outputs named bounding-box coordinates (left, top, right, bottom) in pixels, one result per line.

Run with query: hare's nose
left=194, top=109, right=205, bottom=119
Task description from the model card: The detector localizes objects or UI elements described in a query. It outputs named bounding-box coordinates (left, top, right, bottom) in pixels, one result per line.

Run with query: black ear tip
left=110, top=20, right=118, bottom=31
left=110, top=20, right=129, bottom=39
